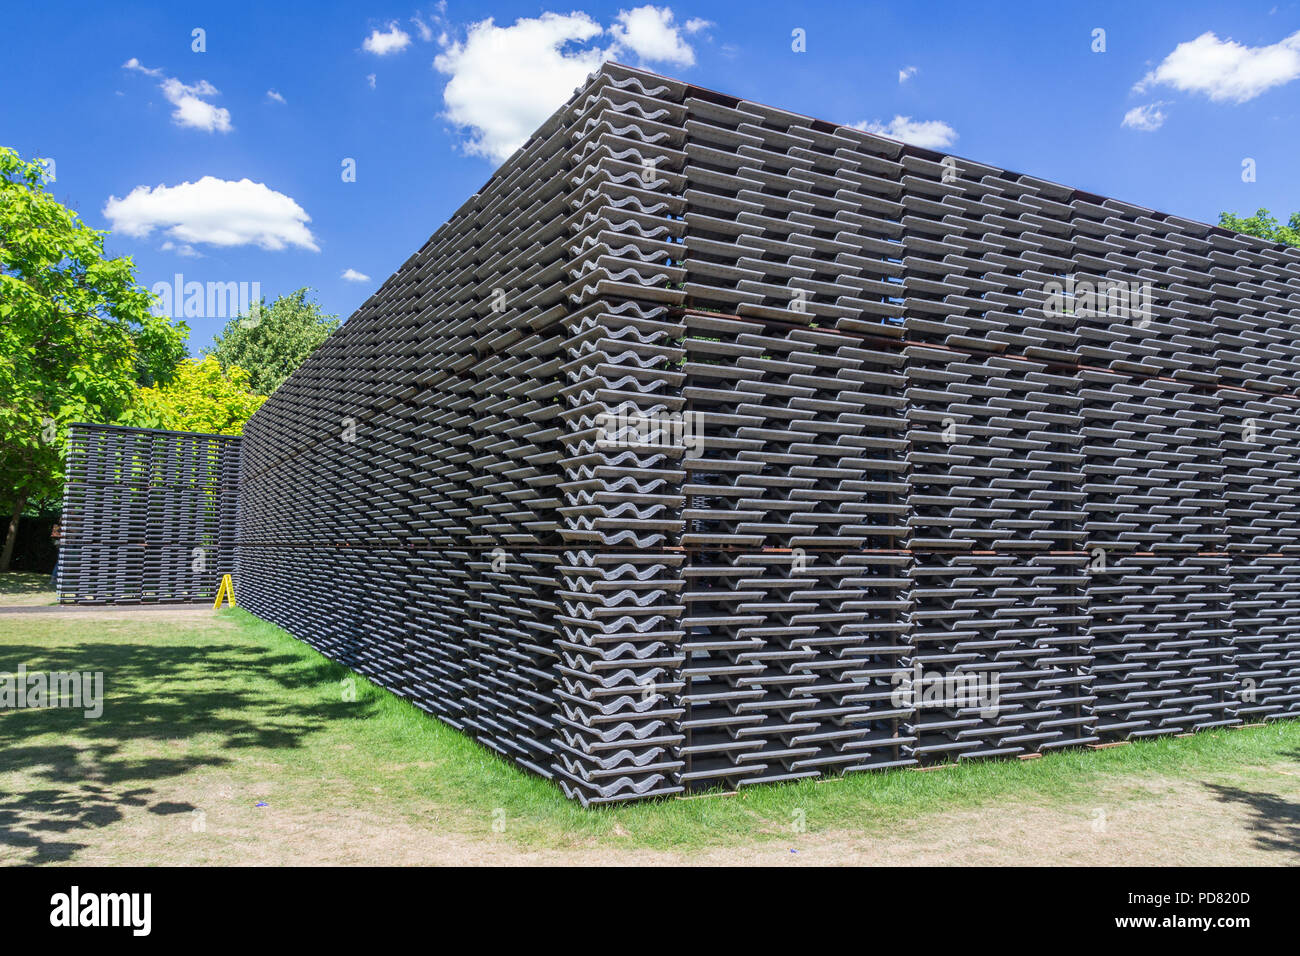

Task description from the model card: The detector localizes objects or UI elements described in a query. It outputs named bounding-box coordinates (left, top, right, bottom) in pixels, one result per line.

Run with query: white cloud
left=435, top=13, right=608, bottom=162
left=266, top=89, right=286, bottom=104
left=434, top=8, right=706, bottom=162
left=366, top=73, right=377, bottom=89
left=161, top=78, right=231, bottom=132
left=341, top=268, right=371, bottom=282
left=1135, top=30, right=1300, bottom=103
left=1122, top=101, right=1168, bottom=131
left=160, top=240, right=201, bottom=258
left=611, top=6, right=695, bottom=66
left=412, top=15, right=434, bottom=42
left=103, top=177, right=319, bottom=252
left=123, top=58, right=232, bottom=132
left=854, top=115, right=957, bottom=149
left=684, top=17, right=713, bottom=34
left=122, top=57, right=161, bottom=77
left=898, top=65, right=917, bottom=83
left=363, top=23, right=412, bottom=55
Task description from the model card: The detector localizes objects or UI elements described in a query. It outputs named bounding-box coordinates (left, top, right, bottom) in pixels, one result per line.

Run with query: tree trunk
left=0, top=497, right=25, bottom=572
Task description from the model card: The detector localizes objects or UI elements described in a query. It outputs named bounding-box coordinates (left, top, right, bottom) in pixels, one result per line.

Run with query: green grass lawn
left=0, top=571, right=55, bottom=607
left=1, top=606, right=1298, bottom=864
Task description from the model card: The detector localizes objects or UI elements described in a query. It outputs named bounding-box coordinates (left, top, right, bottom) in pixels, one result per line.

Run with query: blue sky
left=3, top=0, right=1298, bottom=353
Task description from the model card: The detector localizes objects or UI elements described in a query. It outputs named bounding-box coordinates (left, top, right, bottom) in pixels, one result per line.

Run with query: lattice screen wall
left=58, top=423, right=240, bottom=604
left=226, top=63, right=1300, bottom=802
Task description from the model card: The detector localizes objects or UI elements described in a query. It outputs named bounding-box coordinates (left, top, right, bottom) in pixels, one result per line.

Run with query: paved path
left=0, top=603, right=212, bottom=615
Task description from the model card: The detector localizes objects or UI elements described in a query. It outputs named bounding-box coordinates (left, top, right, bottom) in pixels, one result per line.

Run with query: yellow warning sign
left=213, top=573, right=236, bottom=609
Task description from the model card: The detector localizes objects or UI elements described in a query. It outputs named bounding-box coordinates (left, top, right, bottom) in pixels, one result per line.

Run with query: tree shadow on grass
left=0, top=574, right=50, bottom=597
left=0, top=639, right=375, bottom=864
left=1203, top=749, right=1300, bottom=860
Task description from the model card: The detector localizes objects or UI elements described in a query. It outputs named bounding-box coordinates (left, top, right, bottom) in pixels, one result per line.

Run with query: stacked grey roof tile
left=155, top=61, right=1300, bottom=801
left=58, top=423, right=240, bottom=603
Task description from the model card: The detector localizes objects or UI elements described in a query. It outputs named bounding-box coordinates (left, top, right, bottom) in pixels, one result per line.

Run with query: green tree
left=1218, top=208, right=1300, bottom=248
left=207, top=287, right=339, bottom=395
left=125, top=356, right=266, bottom=435
left=0, top=146, right=188, bottom=570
